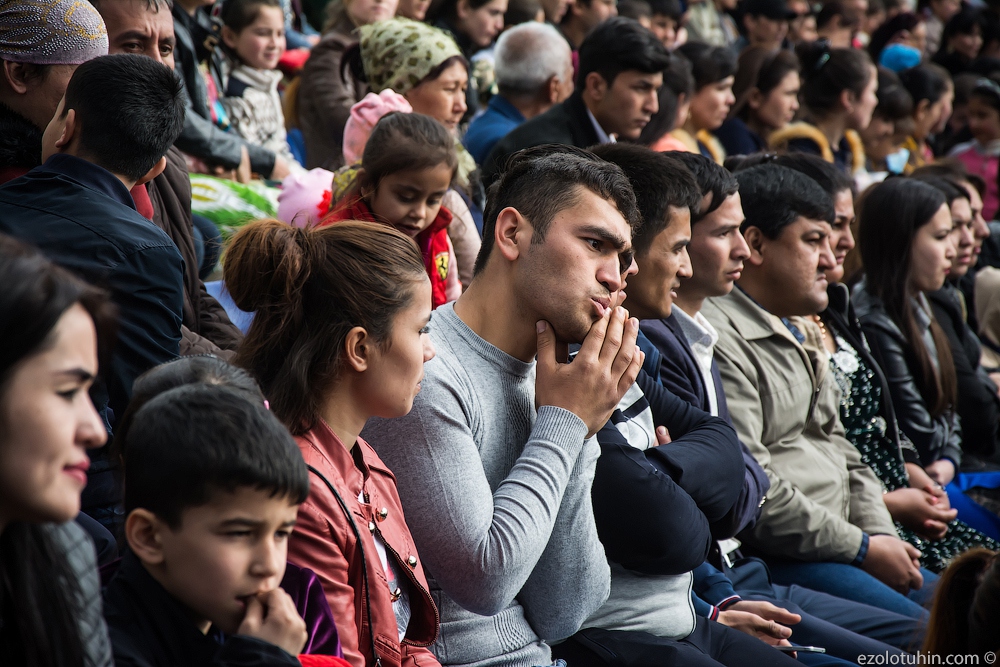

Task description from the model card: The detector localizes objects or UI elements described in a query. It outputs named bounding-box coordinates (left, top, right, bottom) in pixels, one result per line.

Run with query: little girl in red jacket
left=322, top=112, right=462, bottom=308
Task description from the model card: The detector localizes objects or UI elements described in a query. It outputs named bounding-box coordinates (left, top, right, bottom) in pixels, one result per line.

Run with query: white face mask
left=885, top=147, right=911, bottom=175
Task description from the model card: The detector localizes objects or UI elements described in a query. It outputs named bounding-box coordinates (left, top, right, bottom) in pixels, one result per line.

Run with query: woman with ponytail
left=853, top=178, right=1000, bottom=542
left=0, top=234, right=116, bottom=667
left=770, top=40, right=878, bottom=175
left=225, top=220, right=441, bottom=667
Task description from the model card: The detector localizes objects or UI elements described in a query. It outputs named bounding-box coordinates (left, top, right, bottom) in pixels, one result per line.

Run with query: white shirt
left=587, top=108, right=616, bottom=145
left=672, top=307, right=721, bottom=417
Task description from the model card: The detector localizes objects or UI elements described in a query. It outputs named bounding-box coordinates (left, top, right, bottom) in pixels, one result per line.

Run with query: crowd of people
left=5, top=0, right=1000, bottom=664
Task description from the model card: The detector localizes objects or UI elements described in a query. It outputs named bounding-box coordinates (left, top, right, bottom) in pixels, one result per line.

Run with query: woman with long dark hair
left=853, top=177, right=1000, bottom=541
left=0, top=234, right=116, bottom=666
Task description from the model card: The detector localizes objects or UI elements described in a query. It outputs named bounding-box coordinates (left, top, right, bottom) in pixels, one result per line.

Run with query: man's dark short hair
left=670, top=152, right=739, bottom=223
left=590, top=143, right=700, bottom=257
left=123, top=384, right=309, bottom=528
left=63, top=54, right=185, bottom=181
left=475, top=144, right=642, bottom=275
left=577, top=17, right=670, bottom=89
left=735, top=164, right=835, bottom=239
left=648, top=0, right=682, bottom=19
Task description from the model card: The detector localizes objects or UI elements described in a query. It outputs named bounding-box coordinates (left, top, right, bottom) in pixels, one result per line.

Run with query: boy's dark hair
left=649, top=0, right=682, bottom=19
left=670, top=152, right=739, bottom=223
left=590, top=143, right=700, bottom=257
left=676, top=41, right=737, bottom=90
left=618, top=0, right=652, bottom=22
left=63, top=54, right=185, bottom=181
left=221, top=0, right=281, bottom=33
left=773, top=152, right=856, bottom=199
left=735, top=164, right=834, bottom=239
left=475, top=144, right=641, bottom=275
left=124, top=384, right=309, bottom=527
left=577, top=16, right=670, bottom=89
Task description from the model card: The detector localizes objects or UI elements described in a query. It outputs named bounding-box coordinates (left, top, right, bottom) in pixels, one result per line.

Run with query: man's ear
left=125, top=509, right=168, bottom=566
left=135, top=156, right=168, bottom=186
left=742, top=226, right=767, bottom=267
left=342, top=326, right=371, bottom=373
left=2, top=60, right=31, bottom=94
left=494, top=206, right=529, bottom=263
left=584, top=71, right=608, bottom=102
left=546, top=75, right=561, bottom=104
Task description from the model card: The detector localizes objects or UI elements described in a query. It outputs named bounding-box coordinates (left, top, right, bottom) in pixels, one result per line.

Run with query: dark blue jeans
left=765, top=560, right=935, bottom=621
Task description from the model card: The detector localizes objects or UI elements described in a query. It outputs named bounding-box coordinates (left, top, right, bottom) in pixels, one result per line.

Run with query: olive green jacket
left=703, top=288, right=897, bottom=563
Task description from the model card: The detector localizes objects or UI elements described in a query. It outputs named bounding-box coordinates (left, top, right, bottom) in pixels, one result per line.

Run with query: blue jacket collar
left=488, top=95, right=526, bottom=123
left=39, top=154, right=136, bottom=211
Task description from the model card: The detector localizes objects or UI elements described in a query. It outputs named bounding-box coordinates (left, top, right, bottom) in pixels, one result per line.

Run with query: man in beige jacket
left=703, top=164, right=933, bottom=621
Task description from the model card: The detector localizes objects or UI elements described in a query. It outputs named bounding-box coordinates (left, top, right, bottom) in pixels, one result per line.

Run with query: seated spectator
left=172, top=0, right=291, bottom=180
left=648, top=0, right=684, bottom=49
left=0, top=54, right=185, bottom=441
left=0, top=235, right=115, bottom=667
left=643, top=53, right=697, bottom=152
left=703, top=165, right=931, bottom=620
left=739, top=0, right=795, bottom=52
left=353, top=18, right=482, bottom=281
left=551, top=143, right=803, bottom=667
left=932, top=8, right=984, bottom=77
left=220, top=0, right=303, bottom=172
left=429, top=0, right=508, bottom=117
left=868, top=13, right=927, bottom=65
left=922, top=0, right=961, bottom=58
left=948, top=77, right=1000, bottom=220
left=859, top=67, right=914, bottom=175
left=916, top=174, right=1000, bottom=471
left=854, top=178, right=1000, bottom=541
left=923, top=548, right=999, bottom=655
left=105, top=384, right=310, bottom=665
left=897, top=64, right=952, bottom=171
left=787, top=0, right=818, bottom=44
left=110, top=355, right=347, bottom=659
left=639, top=153, right=924, bottom=655
left=297, top=0, right=397, bottom=170
left=362, top=146, right=648, bottom=666
left=483, top=17, right=669, bottom=183
left=91, top=0, right=244, bottom=358
left=618, top=0, right=653, bottom=28
left=558, top=0, right=618, bottom=50
left=685, top=0, right=739, bottom=48
left=715, top=48, right=800, bottom=157
left=225, top=219, right=442, bottom=667
left=464, top=22, right=573, bottom=165
left=770, top=42, right=877, bottom=176
left=815, top=1, right=857, bottom=48
left=324, top=112, right=463, bottom=307
left=398, top=0, right=432, bottom=20
left=673, top=42, right=735, bottom=164
left=0, top=0, right=107, bottom=182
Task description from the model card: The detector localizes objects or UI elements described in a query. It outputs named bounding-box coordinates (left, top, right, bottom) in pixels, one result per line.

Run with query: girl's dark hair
left=867, top=12, right=923, bottom=61
left=873, top=66, right=914, bottom=121
left=969, top=76, right=1000, bottom=113
left=731, top=47, right=800, bottom=122
left=638, top=53, right=694, bottom=146
left=897, top=64, right=949, bottom=109
left=911, top=174, right=970, bottom=207
left=924, top=549, right=1000, bottom=654
left=796, top=40, right=874, bottom=119
left=221, top=0, right=281, bottom=33
left=429, top=0, right=496, bottom=23
left=112, top=356, right=263, bottom=472
left=226, top=219, right=427, bottom=435
left=0, top=234, right=116, bottom=667
left=939, top=6, right=984, bottom=52
left=344, top=112, right=457, bottom=202
left=858, top=178, right=958, bottom=416
left=676, top=41, right=738, bottom=90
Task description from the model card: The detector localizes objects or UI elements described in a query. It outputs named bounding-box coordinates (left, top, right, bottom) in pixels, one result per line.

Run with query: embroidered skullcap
left=0, top=0, right=108, bottom=65
left=359, top=18, right=463, bottom=96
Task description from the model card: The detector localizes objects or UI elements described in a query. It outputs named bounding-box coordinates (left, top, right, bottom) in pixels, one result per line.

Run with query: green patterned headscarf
left=359, top=18, right=463, bottom=96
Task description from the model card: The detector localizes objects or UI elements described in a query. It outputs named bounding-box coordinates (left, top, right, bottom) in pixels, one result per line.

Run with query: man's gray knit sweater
left=362, top=303, right=611, bottom=667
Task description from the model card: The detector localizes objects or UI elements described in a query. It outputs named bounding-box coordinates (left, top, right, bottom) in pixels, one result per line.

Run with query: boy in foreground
left=104, top=384, right=311, bottom=665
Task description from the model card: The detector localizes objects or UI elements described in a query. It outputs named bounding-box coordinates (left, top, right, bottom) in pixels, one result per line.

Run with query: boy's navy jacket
left=0, top=153, right=184, bottom=424
left=104, top=551, right=302, bottom=666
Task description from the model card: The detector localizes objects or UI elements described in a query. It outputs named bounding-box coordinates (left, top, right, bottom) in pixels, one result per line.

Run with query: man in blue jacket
left=0, top=54, right=185, bottom=448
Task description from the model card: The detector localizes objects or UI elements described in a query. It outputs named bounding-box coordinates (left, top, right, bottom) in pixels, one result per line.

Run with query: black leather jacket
left=852, top=283, right=963, bottom=467
left=822, top=282, right=921, bottom=466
